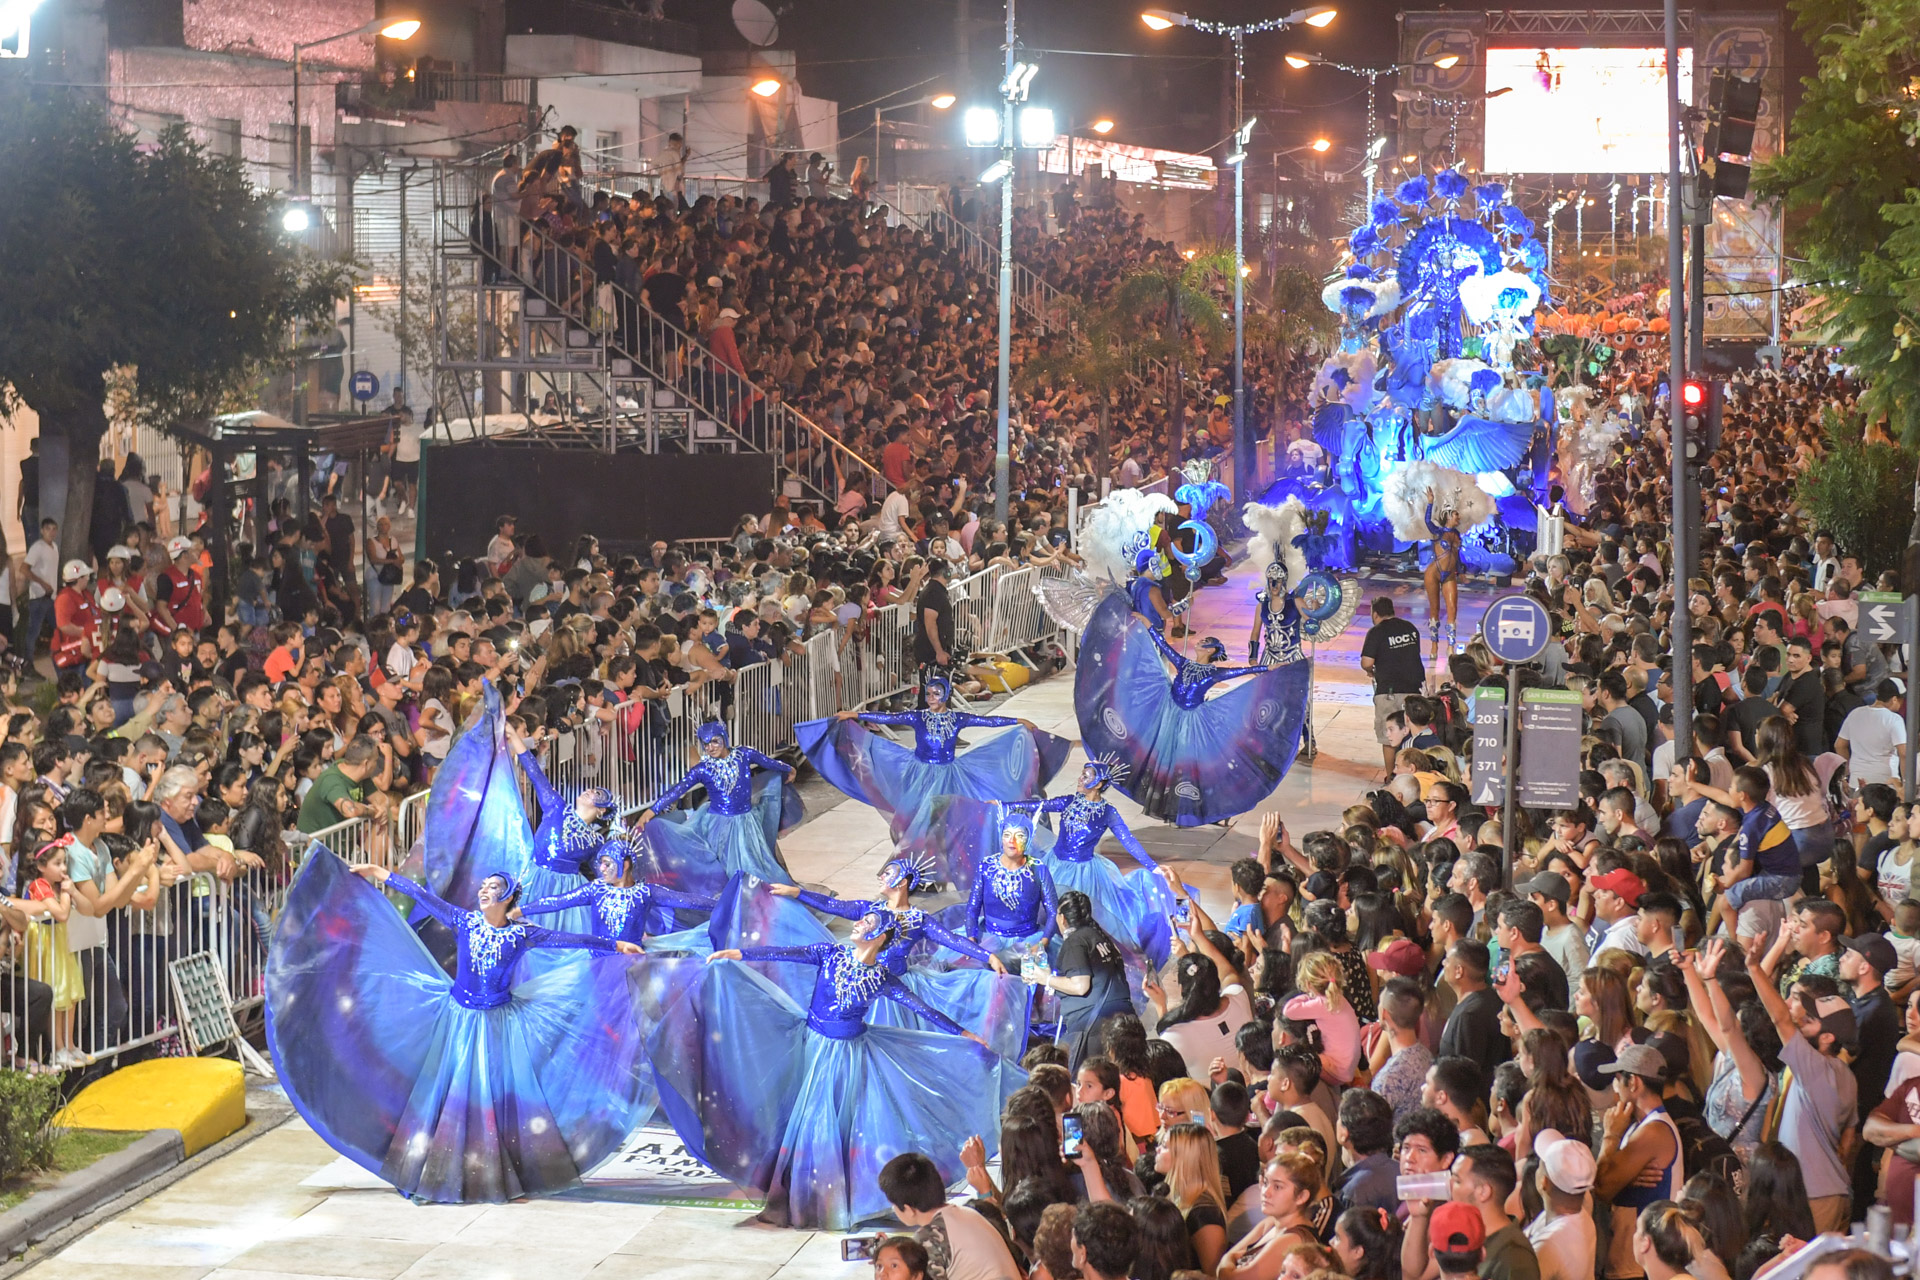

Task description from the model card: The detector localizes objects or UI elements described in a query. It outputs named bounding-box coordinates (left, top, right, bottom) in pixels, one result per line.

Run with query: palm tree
left=1111, top=247, right=1232, bottom=476
left=1016, top=303, right=1134, bottom=484
left=1255, top=263, right=1338, bottom=369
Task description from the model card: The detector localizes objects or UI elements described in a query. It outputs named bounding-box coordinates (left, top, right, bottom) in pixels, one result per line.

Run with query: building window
left=207, top=118, right=241, bottom=160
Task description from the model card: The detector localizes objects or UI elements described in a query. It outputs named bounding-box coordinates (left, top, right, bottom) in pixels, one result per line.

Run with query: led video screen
left=1482, top=46, right=1693, bottom=173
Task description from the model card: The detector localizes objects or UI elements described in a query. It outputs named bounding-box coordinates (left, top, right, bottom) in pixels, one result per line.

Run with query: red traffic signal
left=1680, top=379, right=1707, bottom=410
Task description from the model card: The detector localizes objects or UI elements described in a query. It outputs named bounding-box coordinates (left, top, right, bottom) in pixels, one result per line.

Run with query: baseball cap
left=1842, top=933, right=1898, bottom=976
left=1599, top=1042, right=1668, bottom=1082
left=1813, top=993, right=1860, bottom=1050
left=61, top=559, right=91, bottom=583
left=1517, top=870, right=1572, bottom=908
left=1429, top=1202, right=1485, bottom=1254
left=1590, top=868, right=1646, bottom=907
left=1365, top=937, right=1427, bottom=977
left=1533, top=1128, right=1596, bottom=1195
left=1643, top=1031, right=1692, bottom=1086
left=166, top=536, right=193, bottom=559
left=717, top=307, right=740, bottom=321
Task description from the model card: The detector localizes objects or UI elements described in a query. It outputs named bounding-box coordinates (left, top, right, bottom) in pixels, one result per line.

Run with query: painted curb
left=0, top=1130, right=184, bottom=1256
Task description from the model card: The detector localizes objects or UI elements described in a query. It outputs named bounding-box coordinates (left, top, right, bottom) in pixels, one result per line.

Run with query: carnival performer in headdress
left=1422, top=485, right=1464, bottom=658
left=1076, top=590, right=1313, bottom=833
left=265, top=848, right=658, bottom=1204
left=956, top=810, right=1060, bottom=969
left=629, top=720, right=798, bottom=897
left=794, top=672, right=1069, bottom=830
left=1004, top=757, right=1183, bottom=967
left=518, top=840, right=717, bottom=950
left=641, top=909, right=1023, bottom=1230
left=505, top=721, right=619, bottom=935
left=766, top=851, right=1030, bottom=1058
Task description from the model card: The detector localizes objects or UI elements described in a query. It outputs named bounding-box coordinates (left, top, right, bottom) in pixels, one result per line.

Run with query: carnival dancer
left=1423, top=485, right=1464, bottom=657
left=953, top=810, right=1060, bottom=969
left=519, top=841, right=717, bottom=950
left=629, top=720, right=798, bottom=896
left=1077, top=592, right=1313, bottom=831
left=767, top=852, right=1030, bottom=1058
left=1250, top=558, right=1305, bottom=668
left=506, top=722, right=616, bottom=935
left=795, top=674, right=1069, bottom=833
left=1005, top=757, right=1182, bottom=967
left=265, top=848, right=656, bottom=1204
left=642, top=910, right=1023, bottom=1229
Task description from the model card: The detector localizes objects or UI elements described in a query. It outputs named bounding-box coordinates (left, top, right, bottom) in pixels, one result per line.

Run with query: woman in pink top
left=1283, top=952, right=1362, bottom=1086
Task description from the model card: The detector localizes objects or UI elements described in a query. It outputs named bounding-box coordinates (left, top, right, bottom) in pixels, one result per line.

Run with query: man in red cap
left=1408, top=1200, right=1486, bottom=1280
left=1585, top=865, right=1650, bottom=959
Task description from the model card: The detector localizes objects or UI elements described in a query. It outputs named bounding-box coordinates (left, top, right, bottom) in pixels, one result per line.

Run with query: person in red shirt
left=51, top=561, right=100, bottom=671
left=156, top=535, right=207, bottom=634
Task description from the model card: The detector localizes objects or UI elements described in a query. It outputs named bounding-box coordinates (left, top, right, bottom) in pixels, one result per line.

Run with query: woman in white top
left=1754, top=715, right=1833, bottom=881
left=1148, top=949, right=1255, bottom=1083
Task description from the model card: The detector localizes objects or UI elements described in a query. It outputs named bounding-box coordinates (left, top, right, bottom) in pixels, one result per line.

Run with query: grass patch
left=0, top=1130, right=143, bottom=1212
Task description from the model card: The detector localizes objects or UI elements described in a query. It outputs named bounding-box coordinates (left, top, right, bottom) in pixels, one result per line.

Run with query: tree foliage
left=0, top=93, right=348, bottom=557
left=1796, top=407, right=1920, bottom=578
left=1752, top=0, right=1920, bottom=446
left=1111, top=246, right=1233, bottom=472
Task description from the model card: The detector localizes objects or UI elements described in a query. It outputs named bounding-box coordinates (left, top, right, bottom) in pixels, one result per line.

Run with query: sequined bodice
left=454, top=912, right=533, bottom=1008
left=916, top=711, right=961, bottom=762
left=587, top=883, right=647, bottom=943
left=696, top=751, right=754, bottom=814
left=1055, top=796, right=1113, bottom=862
left=1258, top=591, right=1306, bottom=667
left=534, top=809, right=603, bottom=871
left=980, top=859, right=1047, bottom=935
left=1170, top=659, right=1219, bottom=709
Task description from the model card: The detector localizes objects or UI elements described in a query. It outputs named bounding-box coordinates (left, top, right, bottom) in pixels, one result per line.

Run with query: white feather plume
left=1077, top=487, right=1177, bottom=585
left=1380, top=462, right=1497, bottom=542
left=1485, top=385, right=1537, bottom=424
left=1313, top=350, right=1379, bottom=413
left=1241, top=496, right=1311, bottom=591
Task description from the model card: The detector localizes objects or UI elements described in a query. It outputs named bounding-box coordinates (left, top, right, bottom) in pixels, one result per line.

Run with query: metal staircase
left=429, top=167, right=877, bottom=503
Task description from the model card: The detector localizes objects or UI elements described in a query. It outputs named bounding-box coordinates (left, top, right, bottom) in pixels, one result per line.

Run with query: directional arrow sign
left=1860, top=591, right=1912, bottom=646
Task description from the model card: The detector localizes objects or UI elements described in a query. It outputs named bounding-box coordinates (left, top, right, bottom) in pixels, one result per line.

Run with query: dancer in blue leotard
left=1076, top=592, right=1312, bottom=829
left=957, top=812, right=1060, bottom=968
left=519, top=842, right=716, bottom=950
left=1008, top=758, right=1180, bottom=969
left=795, top=676, right=1069, bottom=845
left=266, top=850, right=656, bottom=1204
left=766, top=852, right=1030, bottom=1058
left=642, top=908, right=1024, bottom=1229
left=629, top=721, right=797, bottom=895
left=504, top=723, right=616, bottom=935
left=1423, top=485, right=1463, bottom=657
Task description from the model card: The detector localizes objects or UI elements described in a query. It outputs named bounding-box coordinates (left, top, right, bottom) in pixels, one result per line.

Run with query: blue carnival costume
left=638, top=930, right=1025, bottom=1229
left=788, top=854, right=1030, bottom=1059
left=1076, top=592, right=1312, bottom=827
left=415, top=681, right=533, bottom=909
left=956, top=815, right=1060, bottom=966
left=1009, top=773, right=1178, bottom=969
left=630, top=723, right=798, bottom=896
left=514, top=747, right=616, bottom=936
left=265, top=849, right=662, bottom=1204
left=794, top=686, right=1070, bottom=826
left=519, top=845, right=717, bottom=951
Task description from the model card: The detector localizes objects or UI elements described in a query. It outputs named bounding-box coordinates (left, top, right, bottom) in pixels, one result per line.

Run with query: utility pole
left=994, top=0, right=1015, bottom=525
left=1664, top=0, right=1692, bottom=764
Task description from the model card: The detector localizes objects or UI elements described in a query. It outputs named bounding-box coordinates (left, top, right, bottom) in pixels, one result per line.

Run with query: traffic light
left=1680, top=378, right=1722, bottom=458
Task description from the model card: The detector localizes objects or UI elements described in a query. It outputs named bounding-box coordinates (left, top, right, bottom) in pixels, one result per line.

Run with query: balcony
left=336, top=70, right=534, bottom=119
left=504, top=0, right=699, bottom=55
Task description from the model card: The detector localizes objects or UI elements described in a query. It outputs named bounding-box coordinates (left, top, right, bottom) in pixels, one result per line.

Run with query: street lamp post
left=873, top=93, right=957, bottom=182
left=289, top=16, right=421, bottom=196
left=1142, top=4, right=1336, bottom=507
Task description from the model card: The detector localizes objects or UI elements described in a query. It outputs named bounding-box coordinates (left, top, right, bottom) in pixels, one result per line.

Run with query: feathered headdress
left=881, top=852, right=939, bottom=893
left=1079, top=488, right=1178, bottom=586
left=1241, top=496, right=1313, bottom=594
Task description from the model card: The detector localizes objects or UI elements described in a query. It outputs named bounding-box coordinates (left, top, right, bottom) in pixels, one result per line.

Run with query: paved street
left=12, top=564, right=1505, bottom=1280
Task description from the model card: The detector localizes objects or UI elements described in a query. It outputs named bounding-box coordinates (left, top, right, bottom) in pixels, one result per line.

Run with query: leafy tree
left=1111, top=247, right=1232, bottom=475
left=1796, top=407, right=1919, bottom=580
left=1752, top=0, right=1920, bottom=585
left=0, top=95, right=347, bottom=561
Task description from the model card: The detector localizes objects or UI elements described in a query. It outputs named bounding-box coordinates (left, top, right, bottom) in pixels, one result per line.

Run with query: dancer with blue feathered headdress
left=628, top=719, right=800, bottom=896
left=266, top=849, right=665, bottom=1204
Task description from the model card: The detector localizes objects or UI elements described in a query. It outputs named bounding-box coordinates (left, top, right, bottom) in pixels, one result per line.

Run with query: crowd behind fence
left=0, top=562, right=1065, bottom=1073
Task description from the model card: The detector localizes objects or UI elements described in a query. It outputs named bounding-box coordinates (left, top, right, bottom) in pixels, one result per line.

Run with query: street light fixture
left=873, top=91, right=956, bottom=174
left=963, top=105, right=1003, bottom=147
left=1283, top=51, right=1459, bottom=201
left=290, top=15, right=421, bottom=195
left=750, top=76, right=783, bottom=97
left=1141, top=2, right=1339, bottom=505
left=930, top=93, right=958, bottom=110
left=1310, top=136, right=1331, bottom=152
left=1091, top=118, right=1116, bottom=134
